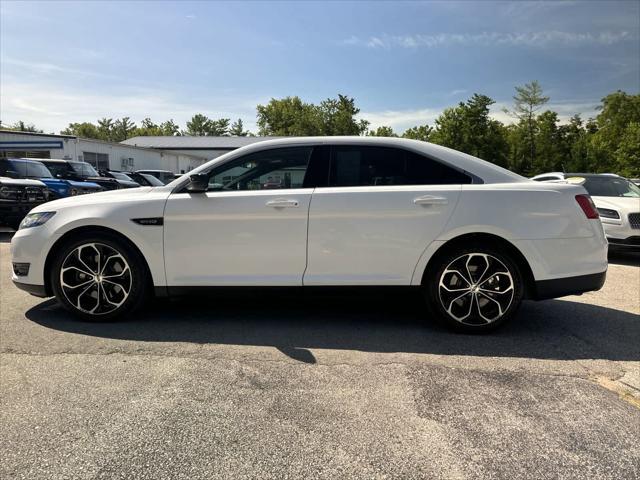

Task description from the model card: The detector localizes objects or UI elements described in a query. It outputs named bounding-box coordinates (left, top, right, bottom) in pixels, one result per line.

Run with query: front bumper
left=533, top=270, right=607, bottom=300
left=0, top=201, right=42, bottom=226
left=602, top=217, right=639, bottom=248
left=13, top=281, right=49, bottom=297
left=607, top=235, right=640, bottom=248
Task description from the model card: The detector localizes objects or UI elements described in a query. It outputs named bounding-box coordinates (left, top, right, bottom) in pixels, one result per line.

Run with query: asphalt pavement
left=1, top=231, right=639, bottom=479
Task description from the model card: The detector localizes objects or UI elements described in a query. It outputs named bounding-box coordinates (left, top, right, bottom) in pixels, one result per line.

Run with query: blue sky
left=1, top=0, right=638, bottom=134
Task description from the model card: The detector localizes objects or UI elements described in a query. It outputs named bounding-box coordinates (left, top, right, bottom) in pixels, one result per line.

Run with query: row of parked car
left=0, top=157, right=178, bottom=229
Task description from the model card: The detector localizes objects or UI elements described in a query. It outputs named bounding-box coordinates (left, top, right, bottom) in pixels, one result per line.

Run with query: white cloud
left=359, top=107, right=442, bottom=131
left=0, top=76, right=602, bottom=136
left=0, top=81, right=262, bottom=134
left=447, top=89, right=468, bottom=97
left=361, top=100, right=601, bottom=133
left=1, top=57, right=110, bottom=78
left=343, top=31, right=634, bottom=49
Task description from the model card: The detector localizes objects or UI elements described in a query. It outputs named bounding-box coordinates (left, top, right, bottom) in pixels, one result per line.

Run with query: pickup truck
left=0, top=176, right=50, bottom=229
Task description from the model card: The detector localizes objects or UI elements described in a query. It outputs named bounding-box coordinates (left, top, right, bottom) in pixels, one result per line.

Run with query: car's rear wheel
left=50, top=233, right=148, bottom=321
left=425, top=244, right=524, bottom=333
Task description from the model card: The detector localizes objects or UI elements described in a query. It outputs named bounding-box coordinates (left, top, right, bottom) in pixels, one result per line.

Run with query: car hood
left=86, top=176, right=118, bottom=184
left=0, top=176, right=46, bottom=187
left=66, top=179, right=102, bottom=189
left=115, top=179, right=141, bottom=187
left=592, top=196, right=640, bottom=213
left=31, top=185, right=158, bottom=212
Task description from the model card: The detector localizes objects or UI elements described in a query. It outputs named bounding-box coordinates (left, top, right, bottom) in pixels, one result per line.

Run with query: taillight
left=575, top=194, right=599, bottom=219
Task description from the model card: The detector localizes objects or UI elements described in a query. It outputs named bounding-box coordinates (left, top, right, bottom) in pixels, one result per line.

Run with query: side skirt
left=155, top=285, right=422, bottom=299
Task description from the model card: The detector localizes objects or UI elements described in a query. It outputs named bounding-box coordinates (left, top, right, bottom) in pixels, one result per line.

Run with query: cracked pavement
left=1, top=235, right=639, bottom=479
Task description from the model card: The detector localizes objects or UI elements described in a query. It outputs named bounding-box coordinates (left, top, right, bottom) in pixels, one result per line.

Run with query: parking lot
left=1, top=231, right=638, bottom=479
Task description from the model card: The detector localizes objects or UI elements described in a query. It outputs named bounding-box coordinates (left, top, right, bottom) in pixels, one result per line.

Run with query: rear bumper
left=533, top=270, right=607, bottom=300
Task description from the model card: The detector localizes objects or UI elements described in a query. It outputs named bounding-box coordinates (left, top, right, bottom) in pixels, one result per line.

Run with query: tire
left=50, top=233, right=149, bottom=321
left=424, top=243, right=524, bottom=333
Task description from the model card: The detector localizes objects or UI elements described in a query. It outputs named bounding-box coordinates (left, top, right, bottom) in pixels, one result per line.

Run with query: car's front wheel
left=425, top=244, right=524, bottom=333
left=50, top=233, right=148, bottom=321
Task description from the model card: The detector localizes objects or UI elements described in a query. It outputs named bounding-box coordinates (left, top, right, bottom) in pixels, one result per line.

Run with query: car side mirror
left=186, top=173, right=209, bottom=193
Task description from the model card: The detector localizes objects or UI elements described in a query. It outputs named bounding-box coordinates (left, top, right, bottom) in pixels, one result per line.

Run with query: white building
left=0, top=130, right=206, bottom=174
left=121, top=136, right=278, bottom=161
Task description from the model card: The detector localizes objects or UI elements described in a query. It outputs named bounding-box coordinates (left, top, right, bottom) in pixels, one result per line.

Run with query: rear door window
left=328, top=146, right=471, bottom=187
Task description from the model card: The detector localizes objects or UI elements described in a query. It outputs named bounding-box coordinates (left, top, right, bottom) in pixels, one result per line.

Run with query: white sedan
left=532, top=172, right=640, bottom=249
left=11, top=138, right=608, bottom=332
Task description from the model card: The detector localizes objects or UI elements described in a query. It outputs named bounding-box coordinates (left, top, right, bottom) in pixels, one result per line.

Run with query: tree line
left=2, top=83, right=638, bottom=177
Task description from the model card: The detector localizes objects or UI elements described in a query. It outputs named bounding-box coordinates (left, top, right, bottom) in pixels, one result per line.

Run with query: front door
left=163, top=146, right=314, bottom=286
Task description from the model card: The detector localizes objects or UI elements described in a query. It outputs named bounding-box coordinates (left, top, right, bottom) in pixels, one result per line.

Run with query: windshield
left=26, top=161, right=53, bottom=178
left=70, top=162, right=99, bottom=177
left=42, top=162, right=68, bottom=177
left=582, top=176, right=640, bottom=198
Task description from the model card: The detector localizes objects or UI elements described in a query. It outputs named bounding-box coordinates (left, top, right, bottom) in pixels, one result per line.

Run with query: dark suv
left=0, top=176, right=50, bottom=229
left=0, top=158, right=103, bottom=198
left=39, top=159, right=122, bottom=190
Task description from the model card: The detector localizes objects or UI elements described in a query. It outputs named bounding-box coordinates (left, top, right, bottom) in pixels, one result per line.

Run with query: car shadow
left=0, top=230, right=14, bottom=243
left=608, top=248, right=640, bottom=267
left=26, top=290, right=639, bottom=363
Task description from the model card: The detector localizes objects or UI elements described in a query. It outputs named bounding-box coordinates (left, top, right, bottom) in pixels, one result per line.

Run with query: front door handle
left=413, top=195, right=448, bottom=206
left=266, top=198, right=299, bottom=208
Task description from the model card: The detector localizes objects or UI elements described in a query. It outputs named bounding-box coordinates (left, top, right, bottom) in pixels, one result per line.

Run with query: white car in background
left=11, top=138, right=608, bottom=332
left=532, top=172, right=640, bottom=249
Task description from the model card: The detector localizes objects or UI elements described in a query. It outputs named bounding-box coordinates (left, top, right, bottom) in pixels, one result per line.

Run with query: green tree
left=257, top=96, right=322, bottom=136
left=588, top=91, right=640, bottom=174
left=614, top=122, right=640, bottom=177
left=533, top=110, right=563, bottom=173
left=185, top=114, right=212, bottom=136
left=2, top=120, right=44, bottom=133
left=505, top=81, right=550, bottom=174
left=208, top=118, right=230, bottom=136
left=431, top=94, right=509, bottom=166
left=97, top=118, right=114, bottom=140
left=60, top=122, right=100, bottom=138
left=402, top=125, right=432, bottom=141
left=229, top=118, right=248, bottom=136
left=111, top=117, right=137, bottom=141
left=367, top=126, right=397, bottom=137
left=159, top=119, right=181, bottom=136
left=318, top=94, right=369, bottom=135
left=256, top=94, right=368, bottom=136
left=557, top=115, right=589, bottom=172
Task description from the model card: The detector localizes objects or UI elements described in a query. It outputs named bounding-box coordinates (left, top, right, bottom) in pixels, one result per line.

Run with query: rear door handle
left=266, top=199, right=299, bottom=208
left=413, top=195, right=448, bottom=206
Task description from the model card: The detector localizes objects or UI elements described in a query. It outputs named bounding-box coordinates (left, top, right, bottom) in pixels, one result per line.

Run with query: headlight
left=19, top=211, right=56, bottom=230
left=597, top=208, right=620, bottom=219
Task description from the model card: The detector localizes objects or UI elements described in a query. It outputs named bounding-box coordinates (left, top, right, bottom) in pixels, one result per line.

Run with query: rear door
left=304, top=145, right=469, bottom=285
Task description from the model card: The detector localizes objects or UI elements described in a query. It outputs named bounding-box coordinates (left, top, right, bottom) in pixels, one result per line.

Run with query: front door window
left=207, top=147, right=313, bottom=191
